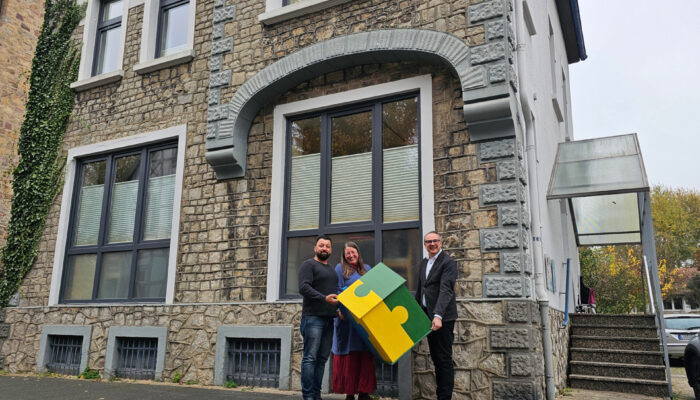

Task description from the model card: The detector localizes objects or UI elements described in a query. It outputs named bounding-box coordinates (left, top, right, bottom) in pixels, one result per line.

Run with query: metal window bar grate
left=115, top=337, right=158, bottom=380
left=46, top=335, right=83, bottom=376
left=226, top=338, right=281, bottom=387
left=375, top=359, right=399, bottom=398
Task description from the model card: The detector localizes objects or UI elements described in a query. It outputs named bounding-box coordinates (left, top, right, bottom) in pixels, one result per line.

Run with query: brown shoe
left=345, top=396, right=355, bottom=400
left=358, top=394, right=371, bottom=400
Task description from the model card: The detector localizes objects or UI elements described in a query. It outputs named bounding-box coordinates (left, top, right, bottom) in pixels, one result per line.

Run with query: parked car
left=665, top=314, right=700, bottom=359
left=684, top=335, right=700, bottom=399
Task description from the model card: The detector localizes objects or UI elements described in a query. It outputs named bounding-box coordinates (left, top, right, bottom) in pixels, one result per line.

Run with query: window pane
left=143, top=148, right=176, bottom=240
left=159, top=2, right=189, bottom=57
left=382, top=229, right=421, bottom=290
left=63, top=254, right=97, bottom=300
left=383, top=98, right=419, bottom=223
left=330, top=111, right=372, bottom=224
left=285, top=236, right=317, bottom=295
left=74, top=161, right=106, bottom=246
left=108, top=154, right=140, bottom=244
left=95, top=26, right=121, bottom=75
left=102, top=0, right=123, bottom=21
left=289, top=118, right=321, bottom=230
left=382, top=98, right=418, bottom=149
left=134, top=249, right=168, bottom=298
left=97, top=251, right=132, bottom=299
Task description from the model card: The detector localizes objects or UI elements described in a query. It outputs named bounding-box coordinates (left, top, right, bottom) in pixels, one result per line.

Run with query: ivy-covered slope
left=0, top=0, right=84, bottom=307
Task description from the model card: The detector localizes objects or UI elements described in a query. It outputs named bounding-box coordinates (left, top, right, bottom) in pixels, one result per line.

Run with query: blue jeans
left=300, top=315, right=333, bottom=399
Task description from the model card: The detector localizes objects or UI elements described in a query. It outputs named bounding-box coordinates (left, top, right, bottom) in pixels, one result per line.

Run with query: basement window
left=46, top=335, right=84, bottom=375
left=226, top=338, right=282, bottom=387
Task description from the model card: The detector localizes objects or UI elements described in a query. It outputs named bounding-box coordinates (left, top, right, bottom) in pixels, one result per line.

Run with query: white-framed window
left=134, top=0, right=196, bottom=74
left=266, top=75, right=435, bottom=301
left=48, top=125, right=186, bottom=305
left=258, top=0, right=352, bottom=25
left=71, top=0, right=129, bottom=91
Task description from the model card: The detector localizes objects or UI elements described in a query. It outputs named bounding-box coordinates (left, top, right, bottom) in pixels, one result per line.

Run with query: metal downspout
left=513, top=2, right=555, bottom=395
left=524, top=116, right=556, bottom=400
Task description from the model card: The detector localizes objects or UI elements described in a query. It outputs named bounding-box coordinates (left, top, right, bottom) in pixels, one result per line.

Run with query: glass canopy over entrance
left=546, top=134, right=649, bottom=246
left=547, top=133, right=671, bottom=395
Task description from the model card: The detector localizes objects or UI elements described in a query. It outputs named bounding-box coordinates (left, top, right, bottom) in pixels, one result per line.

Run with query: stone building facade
left=0, top=0, right=46, bottom=367
left=0, top=0, right=44, bottom=254
left=0, top=0, right=585, bottom=398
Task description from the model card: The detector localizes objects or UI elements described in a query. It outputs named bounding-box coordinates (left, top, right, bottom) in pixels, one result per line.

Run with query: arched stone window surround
left=205, top=29, right=492, bottom=180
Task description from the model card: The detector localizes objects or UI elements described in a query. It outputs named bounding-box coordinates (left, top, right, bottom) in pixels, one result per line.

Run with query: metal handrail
left=644, top=254, right=672, bottom=396
left=562, top=258, right=571, bottom=328
left=643, top=255, right=655, bottom=315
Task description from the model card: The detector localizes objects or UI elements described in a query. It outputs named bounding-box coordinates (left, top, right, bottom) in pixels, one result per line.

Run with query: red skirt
left=332, top=351, right=377, bottom=395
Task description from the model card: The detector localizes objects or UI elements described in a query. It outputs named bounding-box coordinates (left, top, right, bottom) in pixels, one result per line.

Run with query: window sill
left=258, top=0, right=351, bottom=25
left=70, top=69, right=124, bottom=92
left=133, top=49, right=194, bottom=74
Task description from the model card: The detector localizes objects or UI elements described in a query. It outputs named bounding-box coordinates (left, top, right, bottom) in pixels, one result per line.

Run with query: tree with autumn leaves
left=580, top=185, right=699, bottom=314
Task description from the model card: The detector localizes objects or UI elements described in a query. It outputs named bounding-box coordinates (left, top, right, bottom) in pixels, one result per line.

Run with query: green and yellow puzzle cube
left=338, top=263, right=431, bottom=364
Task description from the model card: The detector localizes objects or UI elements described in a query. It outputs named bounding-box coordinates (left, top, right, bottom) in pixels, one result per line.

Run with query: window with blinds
left=282, top=95, right=422, bottom=297
left=61, top=142, right=177, bottom=302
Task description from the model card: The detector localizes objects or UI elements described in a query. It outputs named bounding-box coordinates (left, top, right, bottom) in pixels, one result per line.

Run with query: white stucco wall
left=513, top=0, right=581, bottom=312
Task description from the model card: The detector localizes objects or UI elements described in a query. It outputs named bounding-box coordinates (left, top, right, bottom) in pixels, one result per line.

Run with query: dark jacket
left=414, top=251, right=458, bottom=322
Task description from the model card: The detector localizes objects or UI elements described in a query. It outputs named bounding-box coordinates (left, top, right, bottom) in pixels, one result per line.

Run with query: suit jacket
left=414, top=251, right=458, bottom=322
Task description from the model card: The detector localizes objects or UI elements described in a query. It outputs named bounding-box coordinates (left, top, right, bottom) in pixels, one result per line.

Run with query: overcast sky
left=570, top=1, right=700, bottom=191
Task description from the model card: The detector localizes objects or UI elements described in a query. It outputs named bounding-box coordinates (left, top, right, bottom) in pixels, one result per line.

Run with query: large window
left=92, top=0, right=123, bottom=76
left=61, top=142, right=177, bottom=302
left=281, top=95, right=422, bottom=297
left=156, top=0, right=189, bottom=57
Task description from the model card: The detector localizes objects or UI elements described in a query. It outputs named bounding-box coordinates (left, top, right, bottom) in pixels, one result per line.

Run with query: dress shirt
left=423, top=249, right=443, bottom=320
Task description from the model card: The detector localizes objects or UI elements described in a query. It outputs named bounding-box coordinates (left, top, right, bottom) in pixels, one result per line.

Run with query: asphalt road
left=0, top=375, right=310, bottom=400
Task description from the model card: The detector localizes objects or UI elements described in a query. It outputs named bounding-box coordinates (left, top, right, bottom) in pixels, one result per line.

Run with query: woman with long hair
left=331, top=242, right=376, bottom=400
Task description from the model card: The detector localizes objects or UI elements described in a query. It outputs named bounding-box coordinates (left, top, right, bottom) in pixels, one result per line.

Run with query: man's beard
left=316, top=251, right=330, bottom=261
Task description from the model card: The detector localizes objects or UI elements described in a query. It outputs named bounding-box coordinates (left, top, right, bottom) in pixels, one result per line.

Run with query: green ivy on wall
left=0, top=0, right=84, bottom=307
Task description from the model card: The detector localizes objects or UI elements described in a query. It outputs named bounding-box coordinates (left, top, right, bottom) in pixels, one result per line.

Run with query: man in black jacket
left=298, top=235, right=339, bottom=400
left=414, top=231, right=457, bottom=400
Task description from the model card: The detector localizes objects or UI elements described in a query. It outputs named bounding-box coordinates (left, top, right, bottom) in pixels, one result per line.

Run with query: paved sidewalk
left=0, top=374, right=350, bottom=400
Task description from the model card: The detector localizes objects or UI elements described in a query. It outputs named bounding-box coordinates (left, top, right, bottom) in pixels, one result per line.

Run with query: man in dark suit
left=414, top=231, right=457, bottom=400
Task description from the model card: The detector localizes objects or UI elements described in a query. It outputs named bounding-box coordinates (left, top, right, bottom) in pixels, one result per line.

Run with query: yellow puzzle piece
left=358, top=301, right=414, bottom=362
left=338, top=279, right=383, bottom=319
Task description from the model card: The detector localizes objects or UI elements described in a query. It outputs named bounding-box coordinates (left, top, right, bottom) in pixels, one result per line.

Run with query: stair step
left=570, top=314, right=656, bottom=327
left=571, top=335, right=660, bottom=351
left=571, top=324, right=658, bottom=338
left=570, top=348, right=664, bottom=365
left=570, top=360, right=666, bottom=381
left=569, top=374, right=669, bottom=397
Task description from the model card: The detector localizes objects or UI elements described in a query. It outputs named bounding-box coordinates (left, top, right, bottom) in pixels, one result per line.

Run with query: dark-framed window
left=155, top=0, right=189, bottom=57
left=92, top=0, right=123, bottom=76
left=61, top=142, right=178, bottom=303
left=281, top=94, right=423, bottom=298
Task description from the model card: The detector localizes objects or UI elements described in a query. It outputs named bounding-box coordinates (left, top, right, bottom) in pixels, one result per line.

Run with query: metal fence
left=226, top=338, right=281, bottom=387
left=115, top=337, right=158, bottom=380
left=46, top=335, right=82, bottom=376
left=375, top=359, right=399, bottom=398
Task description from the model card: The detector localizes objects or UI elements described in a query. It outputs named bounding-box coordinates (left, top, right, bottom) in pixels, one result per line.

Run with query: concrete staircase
left=568, top=314, right=670, bottom=397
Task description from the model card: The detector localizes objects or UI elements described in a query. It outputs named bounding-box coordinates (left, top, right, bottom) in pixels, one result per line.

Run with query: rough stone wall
left=549, top=307, right=569, bottom=393
left=0, top=0, right=44, bottom=254
left=0, top=304, right=305, bottom=386
left=14, top=0, right=225, bottom=306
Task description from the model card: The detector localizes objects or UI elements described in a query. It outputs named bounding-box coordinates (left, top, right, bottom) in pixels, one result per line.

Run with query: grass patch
left=224, top=380, right=238, bottom=388
left=79, top=367, right=100, bottom=380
